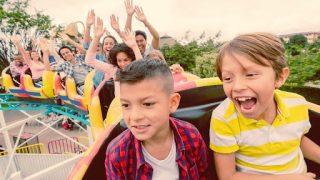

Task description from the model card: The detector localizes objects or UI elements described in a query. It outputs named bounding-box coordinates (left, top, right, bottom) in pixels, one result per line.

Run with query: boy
left=210, top=32, right=320, bottom=179
left=105, top=59, right=210, bottom=179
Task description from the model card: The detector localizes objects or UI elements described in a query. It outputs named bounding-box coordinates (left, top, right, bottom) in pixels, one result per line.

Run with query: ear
left=169, top=93, right=181, bottom=113
left=275, top=67, right=289, bottom=89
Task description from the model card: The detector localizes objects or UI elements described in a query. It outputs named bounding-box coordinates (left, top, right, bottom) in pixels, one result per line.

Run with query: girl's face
left=116, top=52, right=132, bottom=70
left=103, top=37, right=116, bottom=55
left=30, top=51, right=39, bottom=61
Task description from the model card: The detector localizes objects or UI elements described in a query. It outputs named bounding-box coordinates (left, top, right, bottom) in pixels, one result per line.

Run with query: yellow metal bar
left=15, top=143, right=47, bottom=154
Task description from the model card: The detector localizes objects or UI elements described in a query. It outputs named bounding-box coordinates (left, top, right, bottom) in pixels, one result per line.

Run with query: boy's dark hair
left=116, top=59, right=174, bottom=94
left=12, top=53, right=22, bottom=61
left=109, top=43, right=136, bottom=68
left=58, top=46, right=73, bottom=59
left=135, top=30, right=147, bottom=40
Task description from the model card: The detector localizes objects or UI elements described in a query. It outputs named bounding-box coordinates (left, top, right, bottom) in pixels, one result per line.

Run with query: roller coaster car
left=21, top=68, right=56, bottom=98
left=89, top=79, right=115, bottom=141
left=2, top=66, right=29, bottom=97
left=69, top=78, right=320, bottom=179
left=56, top=70, right=95, bottom=111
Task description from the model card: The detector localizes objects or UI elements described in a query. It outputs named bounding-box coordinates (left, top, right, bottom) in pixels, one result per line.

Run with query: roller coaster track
left=0, top=94, right=89, bottom=126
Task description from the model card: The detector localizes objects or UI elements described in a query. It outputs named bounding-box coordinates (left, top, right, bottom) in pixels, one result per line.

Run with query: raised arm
left=135, top=6, right=160, bottom=50
left=11, top=35, right=32, bottom=65
left=120, top=29, right=142, bottom=60
left=124, top=0, right=135, bottom=31
left=85, top=17, right=115, bottom=72
left=38, top=38, right=51, bottom=71
left=84, top=10, right=95, bottom=46
left=110, top=14, right=123, bottom=39
left=49, top=30, right=64, bottom=64
left=59, top=32, right=86, bottom=54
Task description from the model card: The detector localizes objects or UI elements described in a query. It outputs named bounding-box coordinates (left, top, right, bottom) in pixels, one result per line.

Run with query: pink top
left=85, top=51, right=119, bottom=95
left=172, top=72, right=188, bottom=84
left=85, top=50, right=117, bottom=80
left=22, top=54, right=45, bottom=80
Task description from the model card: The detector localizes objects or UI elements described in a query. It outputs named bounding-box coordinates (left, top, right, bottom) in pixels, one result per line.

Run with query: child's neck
left=142, top=126, right=173, bottom=160
left=262, top=99, right=278, bottom=124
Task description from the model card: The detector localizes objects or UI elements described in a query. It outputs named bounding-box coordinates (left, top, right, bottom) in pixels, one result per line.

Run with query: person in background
left=85, top=16, right=142, bottom=96
left=40, top=38, right=92, bottom=95
left=84, top=10, right=118, bottom=88
left=117, top=0, right=160, bottom=57
left=11, top=35, right=45, bottom=86
left=145, top=49, right=165, bottom=61
left=9, top=54, right=25, bottom=85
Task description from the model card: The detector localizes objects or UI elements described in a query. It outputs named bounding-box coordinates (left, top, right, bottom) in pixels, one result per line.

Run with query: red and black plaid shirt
left=105, top=117, right=211, bottom=180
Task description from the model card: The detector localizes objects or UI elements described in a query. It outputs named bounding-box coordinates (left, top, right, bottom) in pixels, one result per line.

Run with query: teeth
left=136, top=125, right=148, bottom=128
left=236, top=97, right=252, bottom=101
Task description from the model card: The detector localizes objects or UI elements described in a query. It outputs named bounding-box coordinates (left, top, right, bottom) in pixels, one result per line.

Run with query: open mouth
left=234, top=97, right=257, bottom=112
left=132, top=125, right=150, bottom=131
left=138, top=46, right=144, bottom=51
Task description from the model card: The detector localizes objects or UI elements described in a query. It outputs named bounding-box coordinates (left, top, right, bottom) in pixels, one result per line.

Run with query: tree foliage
left=286, top=44, right=320, bottom=85
left=288, top=34, right=307, bottom=47
left=161, top=34, right=221, bottom=72
left=162, top=32, right=320, bottom=86
left=193, top=51, right=217, bottom=78
left=0, top=0, right=52, bottom=70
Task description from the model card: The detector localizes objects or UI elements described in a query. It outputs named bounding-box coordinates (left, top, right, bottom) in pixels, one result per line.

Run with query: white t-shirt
left=142, top=136, right=179, bottom=180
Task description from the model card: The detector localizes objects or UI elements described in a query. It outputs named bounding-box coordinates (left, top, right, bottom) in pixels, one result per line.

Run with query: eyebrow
left=120, top=95, right=155, bottom=102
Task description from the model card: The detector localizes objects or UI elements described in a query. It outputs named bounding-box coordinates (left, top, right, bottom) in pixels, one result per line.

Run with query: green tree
left=192, top=51, right=217, bottom=78
left=161, top=41, right=202, bottom=71
left=286, top=50, right=320, bottom=85
left=0, top=0, right=52, bottom=70
left=288, top=34, right=307, bottom=47
left=161, top=34, right=221, bottom=72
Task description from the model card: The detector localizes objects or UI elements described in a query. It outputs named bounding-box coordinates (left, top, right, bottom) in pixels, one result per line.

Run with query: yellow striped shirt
left=210, top=90, right=311, bottom=174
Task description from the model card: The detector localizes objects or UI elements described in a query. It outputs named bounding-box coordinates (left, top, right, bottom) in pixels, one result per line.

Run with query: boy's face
left=120, top=78, right=180, bottom=142
left=14, top=56, right=23, bottom=66
left=60, top=48, right=75, bottom=62
left=135, top=35, right=147, bottom=54
left=220, top=52, right=288, bottom=121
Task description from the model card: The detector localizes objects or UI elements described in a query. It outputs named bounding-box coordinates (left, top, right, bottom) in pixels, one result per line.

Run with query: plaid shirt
left=105, top=117, right=211, bottom=180
left=53, top=54, right=92, bottom=77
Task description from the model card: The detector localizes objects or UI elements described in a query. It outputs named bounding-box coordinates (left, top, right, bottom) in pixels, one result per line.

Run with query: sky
left=28, top=0, right=320, bottom=42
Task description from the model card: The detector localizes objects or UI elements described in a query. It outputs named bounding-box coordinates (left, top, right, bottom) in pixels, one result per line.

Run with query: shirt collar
left=133, top=134, right=146, bottom=168
left=169, top=117, right=186, bottom=161
left=133, top=117, right=186, bottom=168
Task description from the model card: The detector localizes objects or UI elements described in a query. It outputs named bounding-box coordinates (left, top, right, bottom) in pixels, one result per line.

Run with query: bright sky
left=29, top=0, right=320, bottom=42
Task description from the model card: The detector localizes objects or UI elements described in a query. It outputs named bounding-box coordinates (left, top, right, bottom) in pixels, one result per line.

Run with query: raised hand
left=124, top=0, right=135, bottom=16
left=135, top=6, right=147, bottom=23
left=110, top=14, right=120, bottom=33
left=120, top=28, right=137, bottom=49
left=93, top=17, right=106, bottom=39
left=39, top=38, right=49, bottom=53
left=11, top=34, right=20, bottom=43
left=59, top=32, right=71, bottom=42
left=86, top=10, right=95, bottom=27
left=76, top=36, right=84, bottom=44
left=50, top=29, right=57, bottom=39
